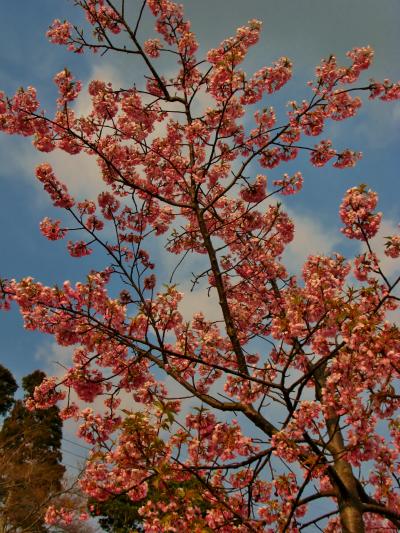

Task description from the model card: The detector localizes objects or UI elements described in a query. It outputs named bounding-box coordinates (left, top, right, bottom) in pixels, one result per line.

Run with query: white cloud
left=36, top=341, right=74, bottom=375
left=179, top=284, right=222, bottom=323
left=361, top=217, right=400, bottom=279
left=0, top=63, right=128, bottom=201
left=43, top=63, right=128, bottom=198
left=283, top=207, right=341, bottom=275
left=12, top=62, right=215, bottom=202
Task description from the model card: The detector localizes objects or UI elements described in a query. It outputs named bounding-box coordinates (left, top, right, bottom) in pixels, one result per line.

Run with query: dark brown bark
left=314, top=365, right=365, bottom=533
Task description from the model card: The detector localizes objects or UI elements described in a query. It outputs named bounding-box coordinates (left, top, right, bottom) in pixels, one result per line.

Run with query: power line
left=62, top=436, right=92, bottom=451
left=64, top=462, right=83, bottom=472
left=61, top=447, right=88, bottom=461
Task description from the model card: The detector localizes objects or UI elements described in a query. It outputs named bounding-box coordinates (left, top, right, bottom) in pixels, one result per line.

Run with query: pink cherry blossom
left=1, top=1, right=400, bottom=531
left=385, top=234, right=400, bottom=258
left=340, top=185, right=382, bottom=239
left=39, top=217, right=67, bottom=241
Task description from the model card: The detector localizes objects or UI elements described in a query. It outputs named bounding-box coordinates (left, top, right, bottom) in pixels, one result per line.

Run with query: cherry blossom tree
left=1, top=1, right=400, bottom=531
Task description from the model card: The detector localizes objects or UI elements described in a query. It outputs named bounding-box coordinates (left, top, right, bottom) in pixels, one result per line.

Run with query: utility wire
left=62, top=436, right=92, bottom=451
left=61, top=447, right=88, bottom=461
left=64, top=462, right=83, bottom=472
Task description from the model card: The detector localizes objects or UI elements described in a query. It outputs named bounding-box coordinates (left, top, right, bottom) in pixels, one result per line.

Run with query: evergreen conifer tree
left=0, top=369, right=65, bottom=532
left=0, top=365, right=17, bottom=417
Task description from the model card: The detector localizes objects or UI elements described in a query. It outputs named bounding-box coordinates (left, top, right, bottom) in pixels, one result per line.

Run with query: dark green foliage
left=89, top=477, right=211, bottom=532
left=0, top=363, right=18, bottom=416
left=0, top=368, right=65, bottom=532
left=22, top=368, right=46, bottom=396
left=90, top=495, right=145, bottom=533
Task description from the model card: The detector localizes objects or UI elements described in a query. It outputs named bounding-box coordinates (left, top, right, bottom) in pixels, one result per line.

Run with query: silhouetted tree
left=0, top=369, right=65, bottom=532
left=0, top=365, right=17, bottom=417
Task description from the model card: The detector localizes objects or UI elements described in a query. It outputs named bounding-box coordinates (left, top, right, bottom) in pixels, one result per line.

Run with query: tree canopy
left=0, top=365, right=17, bottom=417
left=0, top=368, right=65, bottom=532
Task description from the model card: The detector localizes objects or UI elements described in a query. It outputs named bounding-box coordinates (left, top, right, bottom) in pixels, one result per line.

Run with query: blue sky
left=0, top=1, right=399, bottom=479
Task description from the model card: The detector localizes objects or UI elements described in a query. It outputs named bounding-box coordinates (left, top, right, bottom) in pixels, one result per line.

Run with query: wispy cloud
left=179, top=285, right=222, bottom=323
left=353, top=101, right=400, bottom=150
left=0, top=63, right=127, bottom=200
left=35, top=341, right=74, bottom=374
left=361, top=217, right=400, bottom=279
left=283, top=207, right=342, bottom=276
